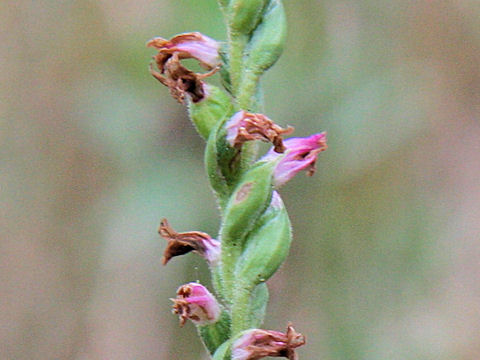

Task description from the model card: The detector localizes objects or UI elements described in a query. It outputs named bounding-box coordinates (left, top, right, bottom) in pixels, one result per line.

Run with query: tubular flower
left=226, top=110, right=294, bottom=153
left=232, top=324, right=306, bottom=360
left=261, top=132, right=327, bottom=187
left=147, top=32, right=220, bottom=103
left=159, top=218, right=220, bottom=265
left=172, top=283, right=221, bottom=326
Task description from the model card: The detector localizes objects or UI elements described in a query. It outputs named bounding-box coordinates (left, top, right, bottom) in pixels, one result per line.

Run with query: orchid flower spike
left=261, top=132, right=327, bottom=187
left=159, top=218, right=220, bottom=265
left=172, top=282, right=221, bottom=326
left=232, top=323, right=306, bottom=360
left=147, top=32, right=220, bottom=103
left=226, top=110, right=294, bottom=153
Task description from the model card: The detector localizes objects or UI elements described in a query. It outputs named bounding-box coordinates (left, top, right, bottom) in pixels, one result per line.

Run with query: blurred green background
left=1, top=1, right=480, bottom=359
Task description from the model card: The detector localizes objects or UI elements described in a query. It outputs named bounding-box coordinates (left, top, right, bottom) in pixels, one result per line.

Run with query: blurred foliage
left=1, top=1, right=479, bottom=359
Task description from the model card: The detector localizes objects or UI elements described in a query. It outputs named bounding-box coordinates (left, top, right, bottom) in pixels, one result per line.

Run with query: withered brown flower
left=232, top=323, right=306, bottom=360
left=225, top=110, right=294, bottom=153
left=159, top=218, right=220, bottom=265
left=147, top=32, right=220, bottom=103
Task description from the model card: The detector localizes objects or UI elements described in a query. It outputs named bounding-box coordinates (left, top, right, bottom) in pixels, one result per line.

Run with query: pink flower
left=261, top=132, right=327, bottom=187
left=172, top=283, right=221, bottom=326
left=159, top=218, right=220, bottom=265
left=232, top=324, right=306, bottom=360
left=226, top=111, right=294, bottom=153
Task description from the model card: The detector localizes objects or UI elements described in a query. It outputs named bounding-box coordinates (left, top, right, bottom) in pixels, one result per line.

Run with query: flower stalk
left=148, top=0, right=327, bottom=358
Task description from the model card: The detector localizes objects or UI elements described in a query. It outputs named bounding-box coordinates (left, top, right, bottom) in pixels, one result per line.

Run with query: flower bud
left=235, top=191, right=291, bottom=288
left=228, top=0, right=269, bottom=36
left=261, top=132, right=327, bottom=187
left=188, top=84, right=233, bottom=140
left=172, top=283, right=221, bottom=326
left=226, top=111, right=294, bottom=153
left=159, top=218, right=220, bottom=265
left=232, top=324, right=306, bottom=360
left=244, top=0, right=286, bottom=75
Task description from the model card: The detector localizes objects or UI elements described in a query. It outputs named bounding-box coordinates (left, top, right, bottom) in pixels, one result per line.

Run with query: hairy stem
left=228, top=32, right=248, bottom=97
left=231, top=282, right=253, bottom=334
left=237, top=69, right=261, bottom=110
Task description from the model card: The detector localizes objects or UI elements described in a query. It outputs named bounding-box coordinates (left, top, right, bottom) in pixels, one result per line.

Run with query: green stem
left=211, top=264, right=227, bottom=302
left=236, top=69, right=261, bottom=110
left=228, top=32, right=248, bottom=97
left=219, top=233, right=242, bottom=303
left=231, top=282, right=253, bottom=335
left=221, top=1, right=273, bottom=351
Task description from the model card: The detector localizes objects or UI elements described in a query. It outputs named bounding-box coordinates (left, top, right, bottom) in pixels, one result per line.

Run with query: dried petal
left=159, top=218, right=220, bottom=265
left=147, top=32, right=220, bottom=70
left=226, top=111, right=294, bottom=153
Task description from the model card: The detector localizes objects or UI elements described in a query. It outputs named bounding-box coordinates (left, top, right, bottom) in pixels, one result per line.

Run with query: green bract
left=221, top=160, right=276, bottom=248
left=235, top=195, right=292, bottom=288
left=220, top=160, right=277, bottom=299
left=199, top=311, right=232, bottom=355
left=246, top=282, right=269, bottom=328
left=188, top=85, right=233, bottom=140
left=205, top=117, right=239, bottom=204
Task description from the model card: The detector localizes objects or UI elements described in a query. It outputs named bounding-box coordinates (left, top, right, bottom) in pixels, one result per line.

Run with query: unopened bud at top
left=232, top=323, right=306, bottom=360
left=228, top=0, right=269, bottom=36
left=147, top=32, right=220, bottom=103
left=226, top=111, right=294, bottom=153
left=172, top=283, right=221, bottom=326
left=261, top=132, right=327, bottom=187
left=159, top=218, right=220, bottom=265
